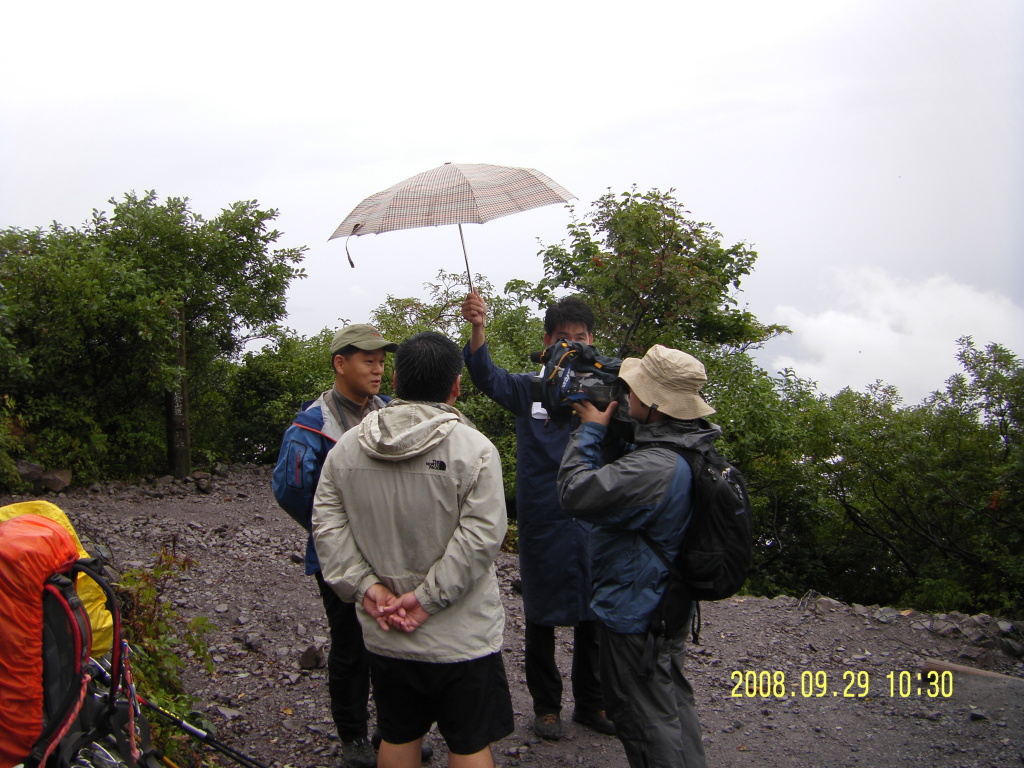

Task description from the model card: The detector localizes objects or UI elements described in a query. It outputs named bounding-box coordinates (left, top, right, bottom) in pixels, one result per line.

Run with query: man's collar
left=332, top=387, right=370, bottom=412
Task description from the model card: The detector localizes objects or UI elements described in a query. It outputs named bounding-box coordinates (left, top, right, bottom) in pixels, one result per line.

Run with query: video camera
left=528, top=340, right=626, bottom=422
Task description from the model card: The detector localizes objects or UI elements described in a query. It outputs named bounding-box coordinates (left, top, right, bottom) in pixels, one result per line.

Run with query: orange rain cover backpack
left=0, top=513, right=156, bottom=768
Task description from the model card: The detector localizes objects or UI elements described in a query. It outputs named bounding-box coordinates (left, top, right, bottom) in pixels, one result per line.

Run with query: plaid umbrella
left=329, top=162, right=575, bottom=289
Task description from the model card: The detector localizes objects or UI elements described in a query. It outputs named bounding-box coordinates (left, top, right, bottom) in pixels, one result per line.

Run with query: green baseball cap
left=330, top=324, right=399, bottom=355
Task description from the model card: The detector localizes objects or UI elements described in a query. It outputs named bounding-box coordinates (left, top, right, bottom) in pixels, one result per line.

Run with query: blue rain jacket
left=558, top=418, right=720, bottom=633
left=272, top=390, right=386, bottom=574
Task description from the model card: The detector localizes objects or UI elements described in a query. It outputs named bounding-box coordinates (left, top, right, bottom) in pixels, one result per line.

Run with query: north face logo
left=425, top=459, right=447, bottom=471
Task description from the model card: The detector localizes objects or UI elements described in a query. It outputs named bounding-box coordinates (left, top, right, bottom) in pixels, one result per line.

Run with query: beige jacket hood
left=357, top=400, right=466, bottom=461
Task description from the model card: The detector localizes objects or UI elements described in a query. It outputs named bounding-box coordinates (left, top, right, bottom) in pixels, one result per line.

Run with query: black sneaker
left=371, top=727, right=434, bottom=762
left=571, top=708, right=616, bottom=735
left=341, top=737, right=376, bottom=768
left=533, top=712, right=563, bottom=741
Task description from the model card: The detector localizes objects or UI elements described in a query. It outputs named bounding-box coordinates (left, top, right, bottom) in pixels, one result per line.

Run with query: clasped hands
left=362, top=583, right=430, bottom=633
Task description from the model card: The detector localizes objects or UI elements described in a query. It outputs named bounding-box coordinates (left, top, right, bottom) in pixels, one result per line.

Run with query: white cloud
left=759, top=269, right=1024, bottom=403
left=1, top=0, right=1020, bottom=407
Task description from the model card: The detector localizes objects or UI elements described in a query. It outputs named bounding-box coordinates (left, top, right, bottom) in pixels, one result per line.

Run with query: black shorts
left=369, top=650, right=514, bottom=755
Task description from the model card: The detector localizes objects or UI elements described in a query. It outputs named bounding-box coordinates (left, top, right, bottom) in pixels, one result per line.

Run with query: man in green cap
left=273, top=324, right=402, bottom=768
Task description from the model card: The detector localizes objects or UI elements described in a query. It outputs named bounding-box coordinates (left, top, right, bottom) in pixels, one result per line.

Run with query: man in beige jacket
left=313, top=331, right=514, bottom=768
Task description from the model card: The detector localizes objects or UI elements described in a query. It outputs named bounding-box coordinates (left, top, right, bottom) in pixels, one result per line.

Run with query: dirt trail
left=6, top=465, right=1022, bottom=767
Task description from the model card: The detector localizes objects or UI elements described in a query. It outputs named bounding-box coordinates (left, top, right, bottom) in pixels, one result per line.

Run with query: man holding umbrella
left=460, top=291, right=614, bottom=740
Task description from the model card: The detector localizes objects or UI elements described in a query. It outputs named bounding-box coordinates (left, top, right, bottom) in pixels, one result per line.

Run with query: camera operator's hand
left=462, top=291, right=488, bottom=353
left=572, top=399, right=617, bottom=427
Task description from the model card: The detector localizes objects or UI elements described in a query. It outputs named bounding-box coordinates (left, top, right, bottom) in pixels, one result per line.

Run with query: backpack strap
left=635, top=440, right=707, bottom=645
left=68, top=560, right=161, bottom=768
left=26, top=572, right=93, bottom=768
left=638, top=530, right=702, bottom=645
left=323, top=390, right=351, bottom=433
left=71, top=560, right=123, bottom=709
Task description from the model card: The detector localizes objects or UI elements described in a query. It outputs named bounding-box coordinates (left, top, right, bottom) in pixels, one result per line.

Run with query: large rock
left=16, top=461, right=72, bottom=492
left=16, top=460, right=44, bottom=482
left=39, top=469, right=72, bottom=493
left=298, top=644, right=324, bottom=670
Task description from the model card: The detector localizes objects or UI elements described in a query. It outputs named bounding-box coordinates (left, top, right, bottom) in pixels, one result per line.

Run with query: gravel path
left=6, top=465, right=1022, bottom=767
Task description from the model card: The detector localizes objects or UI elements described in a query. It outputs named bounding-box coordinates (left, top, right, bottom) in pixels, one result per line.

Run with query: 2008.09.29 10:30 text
left=729, top=669, right=954, bottom=699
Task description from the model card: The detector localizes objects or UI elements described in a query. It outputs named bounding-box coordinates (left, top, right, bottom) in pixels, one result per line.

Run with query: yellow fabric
left=0, top=500, right=115, bottom=656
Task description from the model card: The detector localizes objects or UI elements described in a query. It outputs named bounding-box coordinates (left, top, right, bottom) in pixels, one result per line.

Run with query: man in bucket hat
left=273, top=324, right=433, bottom=768
left=556, top=344, right=717, bottom=768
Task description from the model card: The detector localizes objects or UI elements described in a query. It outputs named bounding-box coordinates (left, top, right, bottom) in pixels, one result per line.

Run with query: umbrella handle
left=457, top=223, right=474, bottom=294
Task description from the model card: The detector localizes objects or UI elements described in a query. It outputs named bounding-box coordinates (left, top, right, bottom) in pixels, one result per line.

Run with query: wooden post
left=923, top=657, right=1024, bottom=682
left=166, top=308, right=191, bottom=478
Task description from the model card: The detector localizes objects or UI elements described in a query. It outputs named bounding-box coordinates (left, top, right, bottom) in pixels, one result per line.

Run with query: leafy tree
left=523, top=187, right=787, bottom=357
left=0, top=193, right=305, bottom=484
left=211, top=327, right=335, bottom=464
left=688, top=349, right=840, bottom=599
left=799, top=339, right=1024, bottom=614
left=97, top=192, right=306, bottom=475
left=0, top=396, right=24, bottom=488
left=0, top=224, right=181, bottom=481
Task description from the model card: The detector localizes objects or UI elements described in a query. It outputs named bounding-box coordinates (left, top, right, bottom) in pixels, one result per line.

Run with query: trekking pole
left=89, top=661, right=267, bottom=768
left=134, top=697, right=271, bottom=768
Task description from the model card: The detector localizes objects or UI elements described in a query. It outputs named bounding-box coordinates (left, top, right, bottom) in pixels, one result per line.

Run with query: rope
left=121, top=642, right=142, bottom=763
left=38, top=674, right=90, bottom=767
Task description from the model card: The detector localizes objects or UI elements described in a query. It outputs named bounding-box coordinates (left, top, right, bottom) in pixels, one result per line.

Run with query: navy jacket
left=463, top=342, right=595, bottom=626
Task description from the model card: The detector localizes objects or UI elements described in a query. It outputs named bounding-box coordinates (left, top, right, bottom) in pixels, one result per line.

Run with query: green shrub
left=501, top=519, right=519, bottom=554
left=116, top=547, right=213, bottom=763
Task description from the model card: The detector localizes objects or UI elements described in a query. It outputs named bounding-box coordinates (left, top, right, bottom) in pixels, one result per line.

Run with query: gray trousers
left=598, top=622, right=708, bottom=768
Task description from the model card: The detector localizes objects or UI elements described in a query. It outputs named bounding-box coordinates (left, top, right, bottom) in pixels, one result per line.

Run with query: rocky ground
left=4, top=464, right=1024, bottom=768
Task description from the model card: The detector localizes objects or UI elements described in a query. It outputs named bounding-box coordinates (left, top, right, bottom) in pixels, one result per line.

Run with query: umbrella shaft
left=458, top=223, right=473, bottom=293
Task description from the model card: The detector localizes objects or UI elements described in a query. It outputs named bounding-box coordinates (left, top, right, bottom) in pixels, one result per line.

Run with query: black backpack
left=639, top=443, right=753, bottom=644
left=45, top=563, right=161, bottom=768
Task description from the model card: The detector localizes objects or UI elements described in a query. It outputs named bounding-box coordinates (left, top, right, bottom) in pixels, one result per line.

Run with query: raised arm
left=461, top=290, right=487, bottom=354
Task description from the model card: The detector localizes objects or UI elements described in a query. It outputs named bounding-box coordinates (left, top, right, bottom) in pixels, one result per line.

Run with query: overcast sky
left=2, top=0, right=1021, bottom=404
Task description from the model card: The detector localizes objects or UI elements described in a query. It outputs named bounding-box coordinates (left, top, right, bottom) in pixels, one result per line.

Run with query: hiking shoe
left=533, top=712, right=563, bottom=740
left=572, top=708, right=616, bottom=735
left=341, top=737, right=376, bottom=768
left=370, top=728, right=434, bottom=762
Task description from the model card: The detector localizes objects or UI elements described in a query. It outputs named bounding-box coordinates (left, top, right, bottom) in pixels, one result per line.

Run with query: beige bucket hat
left=618, top=344, right=716, bottom=420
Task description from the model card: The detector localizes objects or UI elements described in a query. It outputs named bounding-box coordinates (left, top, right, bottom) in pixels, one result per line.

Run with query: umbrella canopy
left=329, top=163, right=575, bottom=288
left=330, top=162, right=575, bottom=239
